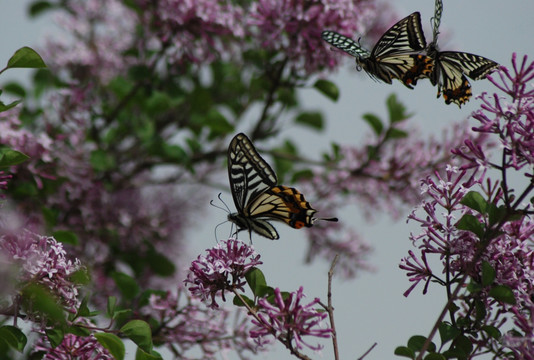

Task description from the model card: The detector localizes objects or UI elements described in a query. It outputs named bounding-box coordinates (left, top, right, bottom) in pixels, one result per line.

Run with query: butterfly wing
left=247, top=186, right=318, bottom=229
left=321, top=31, right=371, bottom=59
left=361, top=12, right=433, bottom=87
left=228, top=133, right=277, bottom=214
left=431, top=51, right=499, bottom=106
left=371, top=12, right=427, bottom=58
left=227, top=133, right=279, bottom=240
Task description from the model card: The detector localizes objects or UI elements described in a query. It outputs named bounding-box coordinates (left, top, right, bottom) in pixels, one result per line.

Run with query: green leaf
left=146, top=250, right=175, bottom=277
left=487, top=203, right=507, bottom=225
left=107, top=296, right=117, bottom=318
left=95, top=333, right=125, bottom=360
left=90, top=150, right=116, bottom=172
left=70, top=268, right=90, bottom=286
left=245, top=268, right=267, bottom=297
left=313, top=79, right=339, bottom=101
left=385, top=127, right=408, bottom=139
left=111, top=272, right=140, bottom=300
left=7, top=47, right=46, bottom=69
left=456, top=214, right=485, bottom=237
left=135, top=347, right=163, bottom=360
left=206, top=109, right=233, bottom=138
left=76, top=296, right=91, bottom=318
left=160, top=143, right=187, bottom=163
left=386, top=94, right=409, bottom=123
left=407, top=335, right=435, bottom=352
left=28, top=1, right=55, bottom=17
left=489, top=285, right=516, bottom=304
left=460, top=191, right=487, bottom=214
left=291, top=169, right=314, bottom=182
left=394, top=346, right=415, bottom=358
left=45, top=328, right=64, bottom=348
left=482, top=325, right=501, bottom=340
left=481, top=261, right=496, bottom=286
left=52, top=230, right=79, bottom=246
left=0, top=326, right=27, bottom=352
left=120, top=320, right=153, bottom=353
left=0, top=99, right=22, bottom=113
left=233, top=293, right=255, bottom=307
left=362, top=113, right=384, bottom=135
left=3, top=82, right=26, bottom=97
left=294, top=111, right=323, bottom=131
left=22, top=284, right=65, bottom=325
left=0, top=148, right=29, bottom=167
left=438, top=322, right=460, bottom=344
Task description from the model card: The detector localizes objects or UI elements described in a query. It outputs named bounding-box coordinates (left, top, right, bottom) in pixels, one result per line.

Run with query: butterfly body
left=227, top=133, right=336, bottom=240
left=322, top=12, right=433, bottom=89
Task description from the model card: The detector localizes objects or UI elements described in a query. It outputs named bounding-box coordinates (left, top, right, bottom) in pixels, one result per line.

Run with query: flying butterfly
left=227, top=133, right=337, bottom=240
left=322, top=12, right=434, bottom=89
left=426, top=0, right=499, bottom=107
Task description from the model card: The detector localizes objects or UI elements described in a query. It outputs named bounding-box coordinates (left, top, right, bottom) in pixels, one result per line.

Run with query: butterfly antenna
left=210, top=193, right=231, bottom=214
left=314, top=216, right=339, bottom=223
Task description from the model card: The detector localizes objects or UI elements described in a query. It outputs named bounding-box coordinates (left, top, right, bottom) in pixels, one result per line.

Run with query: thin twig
left=357, top=342, right=378, bottom=360
left=327, top=255, right=340, bottom=360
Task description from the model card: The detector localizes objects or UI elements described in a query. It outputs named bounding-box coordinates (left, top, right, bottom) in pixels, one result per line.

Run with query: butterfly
left=426, top=0, right=499, bottom=107
left=227, top=133, right=337, bottom=240
left=322, top=12, right=434, bottom=89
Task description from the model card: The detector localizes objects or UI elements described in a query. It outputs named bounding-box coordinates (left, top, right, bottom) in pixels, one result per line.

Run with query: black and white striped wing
left=361, top=12, right=433, bottom=87
left=371, top=12, right=427, bottom=58
left=228, top=133, right=277, bottom=214
left=430, top=51, right=499, bottom=106
left=321, top=31, right=371, bottom=59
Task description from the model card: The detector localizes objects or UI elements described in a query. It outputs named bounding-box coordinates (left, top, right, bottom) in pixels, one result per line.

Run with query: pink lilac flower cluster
left=143, top=0, right=245, bottom=66
left=403, top=54, right=534, bottom=357
left=0, top=230, right=82, bottom=314
left=465, top=54, right=534, bottom=171
left=41, top=0, right=138, bottom=84
left=185, top=238, right=262, bottom=309
left=401, top=165, right=483, bottom=297
left=250, top=286, right=331, bottom=351
left=0, top=109, right=54, bottom=188
left=143, top=288, right=263, bottom=358
left=248, top=0, right=390, bottom=75
left=298, top=122, right=487, bottom=278
left=34, top=332, right=113, bottom=360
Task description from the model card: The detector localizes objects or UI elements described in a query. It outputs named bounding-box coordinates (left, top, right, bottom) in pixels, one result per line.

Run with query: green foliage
left=362, top=113, right=383, bottom=136
left=120, top=320, right=153, bottom=353
left=21, top=283, right=66, bottom=325
left=313, top=79, right=339, bottom=101
left=0, top=326, right=27, bottom=353
left=386, top=93, right=410, bottom=123
left=111, top=272, right=140, bottom=300
left=294, top=111, right=324, bottom=131
left=95, top=333, right=125, bottom=360
left=6, top=47, right=46, bottom=70
left=0, top=148, right=29, bottom=167
left=52, top=230, right=79, bottom=246
left=460, top=191, right=488, bottom=215
left=456, top=214, right=485, bottom=238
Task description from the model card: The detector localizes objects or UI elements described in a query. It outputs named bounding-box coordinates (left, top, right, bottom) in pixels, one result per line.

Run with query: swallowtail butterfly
left=227, top=133, right=337, bottom=240
left=322, top=12, right=433, bottom=89
left=427, top=0, right=499, bottom=106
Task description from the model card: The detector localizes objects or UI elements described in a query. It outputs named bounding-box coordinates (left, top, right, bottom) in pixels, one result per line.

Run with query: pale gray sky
left=1, top=1, right=533, bottom=359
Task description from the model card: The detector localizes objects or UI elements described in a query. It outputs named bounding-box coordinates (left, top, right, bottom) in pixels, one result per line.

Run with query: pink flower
left=34, top=332, right=113, bottom=360
left=250, top=287, right=331, bottom=351
left=0, top=230, right=82, bottom=314
left=248, top=0, right=389, bottom=75
left=184, top=239, right=262, bottom=308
